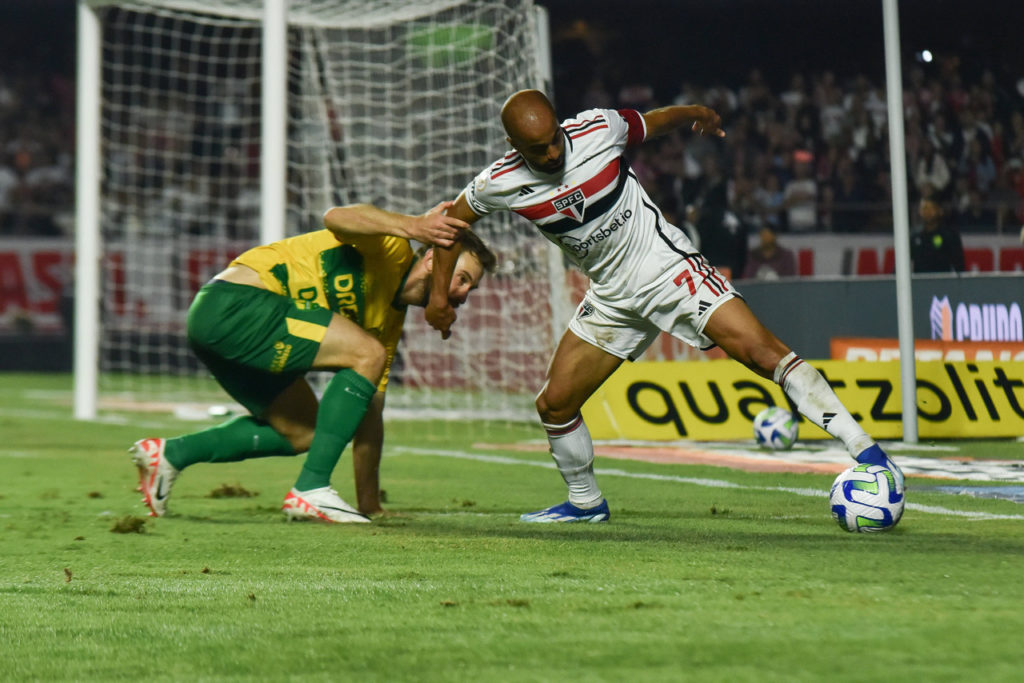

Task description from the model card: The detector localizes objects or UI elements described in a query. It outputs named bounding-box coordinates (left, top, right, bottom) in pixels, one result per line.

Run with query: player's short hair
left=417, top=229, right=497, bottom=274
left=458, top=229, right=497, bottom=274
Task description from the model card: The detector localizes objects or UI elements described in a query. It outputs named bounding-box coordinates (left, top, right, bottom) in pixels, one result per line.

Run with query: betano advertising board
left=582, top=359, right=1024, bottom=440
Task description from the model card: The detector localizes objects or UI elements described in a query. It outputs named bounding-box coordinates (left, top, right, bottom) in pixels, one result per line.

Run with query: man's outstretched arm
left=425, top=193, right=482, bottom=339
left=323, top=200, right=468, bottom=247
left=641, top=104, right=726, bottom=140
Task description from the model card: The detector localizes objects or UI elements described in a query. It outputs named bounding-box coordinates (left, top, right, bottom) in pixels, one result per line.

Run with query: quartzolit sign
left=582, top=360, right=1024, bottom=440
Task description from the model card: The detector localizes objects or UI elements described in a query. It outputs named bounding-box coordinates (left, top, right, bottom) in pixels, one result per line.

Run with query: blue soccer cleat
left=520, top=499, right=610, bottom=523
left=856, top=444, right=905, bottom=493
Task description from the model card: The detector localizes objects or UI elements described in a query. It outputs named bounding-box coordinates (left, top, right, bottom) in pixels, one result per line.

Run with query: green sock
left=163, top=415, right=297, bottom=470
left=294, top=368, right=376, bottom=491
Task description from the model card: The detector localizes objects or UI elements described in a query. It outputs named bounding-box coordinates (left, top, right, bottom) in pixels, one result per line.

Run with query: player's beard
left=539, top=153, right=565, bottom=174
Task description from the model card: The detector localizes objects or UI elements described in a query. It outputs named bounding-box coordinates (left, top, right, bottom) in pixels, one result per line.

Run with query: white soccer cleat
left=130, top=438, right=180, bottom=517
left=520, top=499, right=610, bottom=523
left=282, top=486, right=371, bottom=523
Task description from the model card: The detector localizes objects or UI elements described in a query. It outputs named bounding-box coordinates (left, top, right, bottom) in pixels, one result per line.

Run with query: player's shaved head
left=500, top=90, right=565, bottom=174
left=501, top=90, right=557, bottom=143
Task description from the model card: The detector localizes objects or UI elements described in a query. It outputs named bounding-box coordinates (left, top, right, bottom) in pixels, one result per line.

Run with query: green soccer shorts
left=186, top=280, right=333, bottom=417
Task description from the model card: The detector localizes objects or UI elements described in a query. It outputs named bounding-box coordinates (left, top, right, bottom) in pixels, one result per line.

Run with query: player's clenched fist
left=425, top=300, right=456, bottom=340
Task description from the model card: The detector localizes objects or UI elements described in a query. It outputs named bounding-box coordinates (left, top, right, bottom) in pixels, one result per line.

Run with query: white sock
left=543, top=414, right=603, bottom=508
left=774, top=352, right=874, bottom=458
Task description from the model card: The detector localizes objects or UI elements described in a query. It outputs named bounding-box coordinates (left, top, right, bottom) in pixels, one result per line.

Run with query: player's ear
left=422, top=248, right=435, bottom=272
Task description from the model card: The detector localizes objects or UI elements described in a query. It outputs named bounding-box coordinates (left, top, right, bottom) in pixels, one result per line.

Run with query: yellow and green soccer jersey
left=231, top=229, right=413, bottom=391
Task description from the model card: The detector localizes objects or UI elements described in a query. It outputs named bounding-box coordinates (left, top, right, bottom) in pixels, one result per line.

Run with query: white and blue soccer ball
left=829, top=463, right=905, bottom=533
left=752, top=406, right=799, bottom=450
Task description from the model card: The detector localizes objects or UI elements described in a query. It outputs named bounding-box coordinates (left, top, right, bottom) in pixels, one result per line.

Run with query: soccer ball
left=752, top=406, right=799, bottom=450
left=829, top=463, right=905, bottom=533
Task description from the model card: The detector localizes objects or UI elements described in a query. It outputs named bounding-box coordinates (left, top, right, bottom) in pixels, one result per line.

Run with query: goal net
left=79, top=0, right=566, bottom=424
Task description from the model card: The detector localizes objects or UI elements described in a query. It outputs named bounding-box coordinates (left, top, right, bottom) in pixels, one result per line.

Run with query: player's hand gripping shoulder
left=408, top=200, right=470, bottom=248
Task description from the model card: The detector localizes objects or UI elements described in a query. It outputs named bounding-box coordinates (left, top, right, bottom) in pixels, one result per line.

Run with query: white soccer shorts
left=567, top=263, right=740, bottom=360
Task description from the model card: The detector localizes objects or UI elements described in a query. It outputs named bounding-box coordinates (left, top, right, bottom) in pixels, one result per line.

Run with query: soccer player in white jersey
left=427, top=89, right=902, bottom=522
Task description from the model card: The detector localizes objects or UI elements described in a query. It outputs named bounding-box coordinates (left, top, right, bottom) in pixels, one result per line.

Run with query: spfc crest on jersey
left=552, top=188, right=585, bottom=222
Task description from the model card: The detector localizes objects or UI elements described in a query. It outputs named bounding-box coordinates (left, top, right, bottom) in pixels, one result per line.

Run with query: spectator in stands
left=926, top=111, right=957, bottom=159
left=831, top=157, right=868, bottom=232
left=955, top=187, right=997, bottom=233
left=1007, top=111, right=1024, bottom=161
left=742, top=226, right=797, bottom=280
left=818, top=184, right=836, bottom=232
left=753, top=171, right=785, bottom=232
left=779, top=73, right=808, bottom=111
left=991, top=158, right=1024, bottom=230
left=911, top=197, right=964, bottom=273
left=960, top=137, right=997, bottom=195
left=0, top=153, right=17, bottom=218
left=689, top=154, right=749, bottom=278
left=129, top=202, right=494, bottom=522
left=782, top=149, right=818, bottom=232
left=690, top=199, right=749, bottom=280
left=915, top=138, right=952, bottom=200
left=957, top=107, right=992, bottom=163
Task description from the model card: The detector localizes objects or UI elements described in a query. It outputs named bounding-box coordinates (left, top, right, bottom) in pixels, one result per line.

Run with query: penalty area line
left=393, top=446, right=1024, bottom=522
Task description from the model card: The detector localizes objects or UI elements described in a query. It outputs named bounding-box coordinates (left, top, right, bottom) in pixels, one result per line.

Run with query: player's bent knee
left=349, top=339, right=386, bottom=383
left=316, top=334, right=386, bottom=383
left=535, top=387, right=577, bottom=425
left=342, top=339, right=389, bottom=387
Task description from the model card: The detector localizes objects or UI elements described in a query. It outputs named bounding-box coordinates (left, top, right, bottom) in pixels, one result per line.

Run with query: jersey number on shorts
left=672, top=268, right=696, bottom=295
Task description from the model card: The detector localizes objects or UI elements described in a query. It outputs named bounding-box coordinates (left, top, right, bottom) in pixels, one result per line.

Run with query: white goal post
left=74, top=0, right=569, bottom=424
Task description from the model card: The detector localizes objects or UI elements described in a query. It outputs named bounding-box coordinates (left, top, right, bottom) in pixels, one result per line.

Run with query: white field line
left=0, top=405, right=206, bottom=430
left=393, top=446, right=1024, bottom=522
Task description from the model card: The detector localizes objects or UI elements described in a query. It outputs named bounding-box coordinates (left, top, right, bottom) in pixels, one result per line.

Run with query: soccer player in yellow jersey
left=131, top=201, right=496, bottom=523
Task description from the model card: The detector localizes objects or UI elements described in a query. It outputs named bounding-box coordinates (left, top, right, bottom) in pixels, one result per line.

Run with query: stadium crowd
left=0, top=63, right=74, bottom=237
left=3, top=14, right=1024, bottom=280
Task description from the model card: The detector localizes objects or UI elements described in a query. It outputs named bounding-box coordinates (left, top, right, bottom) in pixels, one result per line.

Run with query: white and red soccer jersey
left=463, top=108, right=705, bottom=302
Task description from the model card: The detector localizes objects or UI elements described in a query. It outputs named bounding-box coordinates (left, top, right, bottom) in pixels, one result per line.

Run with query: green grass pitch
left=2, top=373, right=1024, bottom=681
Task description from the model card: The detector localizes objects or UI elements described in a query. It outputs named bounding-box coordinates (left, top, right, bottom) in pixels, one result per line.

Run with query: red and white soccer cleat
left=130, top=438, right=180, bottom=517
left=282, top=486, right=370, bottom=523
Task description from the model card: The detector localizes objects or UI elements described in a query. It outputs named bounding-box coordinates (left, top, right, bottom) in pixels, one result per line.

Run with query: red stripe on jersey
left=492, top=160, right=524, bottom=179
left=569, top=124, right=609, bottom=140
left=513, top=158, right=621, bottom=221
left=617, top=108, right=646, bottom=146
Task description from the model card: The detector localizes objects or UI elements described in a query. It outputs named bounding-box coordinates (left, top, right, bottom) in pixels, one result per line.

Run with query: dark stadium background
left=4, top=0, right=1024, bottom=108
